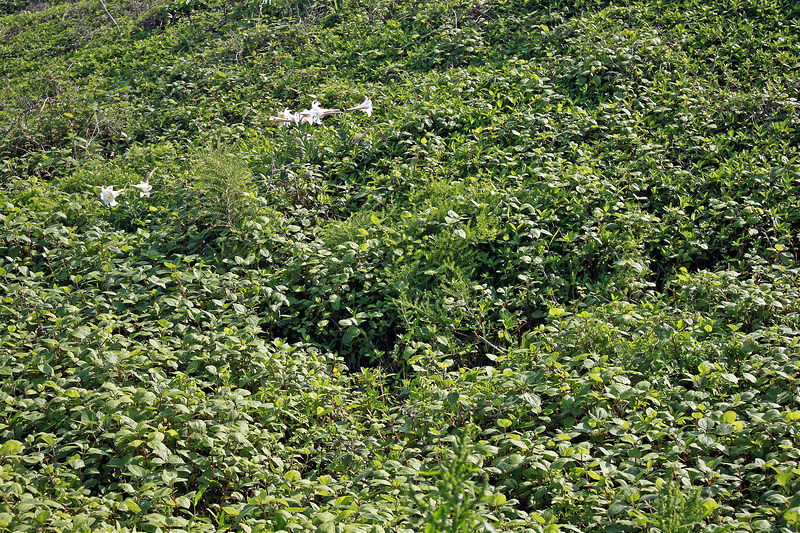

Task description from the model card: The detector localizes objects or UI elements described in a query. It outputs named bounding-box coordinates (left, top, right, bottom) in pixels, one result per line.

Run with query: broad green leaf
left=751, top=520, right=772, bottom=531
left=701, top=498, right=718, bottom=515
left=34, top=509, right=50, bottom=523
left=784, top=508, right=800, bottom=524
left=342, top=325, right=360, bottom=344
left=127, top=464, right=145, bottom=478
left=0, top=440, right=22, bottom=455
left=721, top=373, right=738, bottom=384
left=764, top=491, right=789, bottom=504
left=123, top=500, right=141, bottom=512
left=446, top=392, right=459, bottom=405
left=550, top=457, right=572, bottom=470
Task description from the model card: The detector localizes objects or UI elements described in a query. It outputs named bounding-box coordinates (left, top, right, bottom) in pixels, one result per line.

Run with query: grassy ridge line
left=1, top=0, right=800, bottom=531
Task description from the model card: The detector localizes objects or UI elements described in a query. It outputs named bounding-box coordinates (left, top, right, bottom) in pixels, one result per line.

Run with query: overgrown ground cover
left=1, top=0, right=800, bottom=531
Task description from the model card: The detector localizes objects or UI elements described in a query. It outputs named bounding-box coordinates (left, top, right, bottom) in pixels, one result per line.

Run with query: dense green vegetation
left=1, top=0, right=800, bottom=531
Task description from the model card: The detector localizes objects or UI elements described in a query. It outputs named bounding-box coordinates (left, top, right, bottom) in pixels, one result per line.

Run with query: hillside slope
left=1, top=0, right=800, bottom=531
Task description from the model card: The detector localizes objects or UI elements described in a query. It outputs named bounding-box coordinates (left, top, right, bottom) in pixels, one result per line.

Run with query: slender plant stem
left=99, top=0, right=122, bottom=36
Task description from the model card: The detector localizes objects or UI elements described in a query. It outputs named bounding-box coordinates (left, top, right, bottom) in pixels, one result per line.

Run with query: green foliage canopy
left=1, top=0, right=800, bottom=531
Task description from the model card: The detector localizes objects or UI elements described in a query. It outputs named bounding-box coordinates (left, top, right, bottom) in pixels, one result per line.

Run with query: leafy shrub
left=192, top=144, right=261, bottom=231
